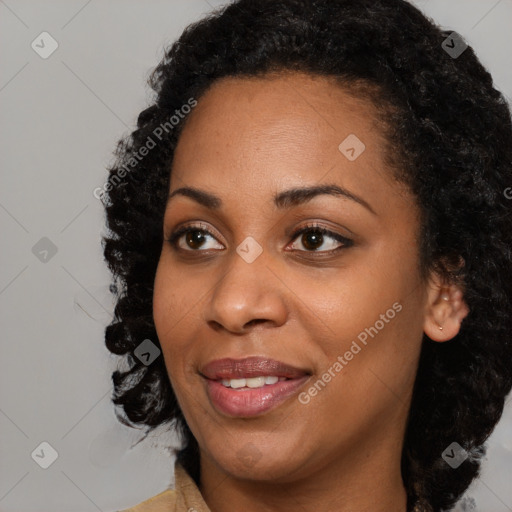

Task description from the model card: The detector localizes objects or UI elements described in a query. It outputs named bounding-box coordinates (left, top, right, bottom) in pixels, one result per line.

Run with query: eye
left=288, top=223, right=353, bottom=254
left=167, top=223, right=223, bottom=252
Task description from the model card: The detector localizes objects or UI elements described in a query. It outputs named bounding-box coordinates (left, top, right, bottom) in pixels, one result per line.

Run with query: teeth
left=220, top=376, right=284, bottom=389
left=230, top=378, right=246, bottom=389
left=246, top=377, right=266, bottom=388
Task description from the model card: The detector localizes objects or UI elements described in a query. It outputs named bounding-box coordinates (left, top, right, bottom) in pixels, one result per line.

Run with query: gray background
left=1, top=1, right=511, bottom=511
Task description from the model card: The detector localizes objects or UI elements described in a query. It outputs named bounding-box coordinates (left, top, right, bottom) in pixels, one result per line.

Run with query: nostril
left=245, top=319, right=266, bottom=327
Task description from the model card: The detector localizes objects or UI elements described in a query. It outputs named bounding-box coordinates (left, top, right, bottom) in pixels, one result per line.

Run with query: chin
left=206, top=441, right=308, bottom=482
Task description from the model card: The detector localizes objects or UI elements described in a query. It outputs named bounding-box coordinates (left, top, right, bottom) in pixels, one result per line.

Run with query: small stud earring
left=438, top=325, right=443, bottom=331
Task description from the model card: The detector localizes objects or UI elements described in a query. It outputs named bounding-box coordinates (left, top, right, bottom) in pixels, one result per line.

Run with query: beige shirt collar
left=120, top=460, right=211, bottom=512
left=174, top=461, right=211, bottom=512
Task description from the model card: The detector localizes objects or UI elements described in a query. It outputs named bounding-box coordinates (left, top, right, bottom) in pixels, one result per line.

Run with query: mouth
left=200, top=357, right=311, bottom=417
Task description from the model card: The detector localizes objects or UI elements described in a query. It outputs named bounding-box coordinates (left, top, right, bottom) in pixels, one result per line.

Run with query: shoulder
left=118, top=488, right=177, bottom=512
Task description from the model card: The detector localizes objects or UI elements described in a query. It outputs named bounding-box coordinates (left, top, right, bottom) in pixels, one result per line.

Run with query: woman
left=101, top=0, right=512, bottom=511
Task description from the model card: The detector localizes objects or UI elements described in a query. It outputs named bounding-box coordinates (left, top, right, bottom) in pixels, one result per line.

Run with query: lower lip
left=204, top=376, right=310, bottom=418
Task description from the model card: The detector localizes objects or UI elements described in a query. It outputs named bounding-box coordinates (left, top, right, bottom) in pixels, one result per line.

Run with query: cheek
left=153, top=252, right=196, bottom=331
left=303, top=304, right=422, bottom=445
left=153, top=259, right=193, bottom=368
left=309, top=250, right=424, bottom=392
left=152, top=254, right=218, bottom=393
left=309, top=254, right=419, bottom=349
left=153, top=269, right=174, bottom=343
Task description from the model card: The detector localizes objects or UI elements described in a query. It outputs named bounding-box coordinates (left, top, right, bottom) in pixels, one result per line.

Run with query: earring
left=438, top=325, right=443, bottom=331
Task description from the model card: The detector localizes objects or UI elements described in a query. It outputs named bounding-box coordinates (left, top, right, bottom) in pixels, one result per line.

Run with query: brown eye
left=300, top=230, right=324, bottom=251
left=168, top=225, right=223, bottom=251
left=289, top=225, right=353, bottom=253
left=185, top=230, right=208, bottom=249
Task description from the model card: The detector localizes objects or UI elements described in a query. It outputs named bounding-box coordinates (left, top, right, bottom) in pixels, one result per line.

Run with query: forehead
left=175, top=71, right=383, bottom=158
left=169, top=71, right=408, bottom=214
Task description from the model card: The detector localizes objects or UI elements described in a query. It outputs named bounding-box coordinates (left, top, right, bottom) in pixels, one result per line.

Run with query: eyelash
left=166, top=222, right=353, bottom=255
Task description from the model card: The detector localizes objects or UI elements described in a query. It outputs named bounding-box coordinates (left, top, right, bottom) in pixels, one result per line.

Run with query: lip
left=200, top=357, right=311, bottom=418
left=200, top=356, right=309, bottom=380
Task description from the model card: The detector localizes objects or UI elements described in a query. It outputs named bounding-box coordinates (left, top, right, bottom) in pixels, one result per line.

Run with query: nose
left=202, top=250, right=288, bottom=334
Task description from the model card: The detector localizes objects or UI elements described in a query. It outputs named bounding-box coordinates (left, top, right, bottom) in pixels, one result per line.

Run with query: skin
left=153, top=71, right=468, bottom=512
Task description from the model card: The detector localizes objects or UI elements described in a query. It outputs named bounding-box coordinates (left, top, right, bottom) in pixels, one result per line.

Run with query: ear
left=423, top=272, right=469, bottom=342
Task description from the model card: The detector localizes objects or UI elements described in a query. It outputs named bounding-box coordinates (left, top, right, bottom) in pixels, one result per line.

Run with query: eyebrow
left=167, top=183, right=376, bottom=215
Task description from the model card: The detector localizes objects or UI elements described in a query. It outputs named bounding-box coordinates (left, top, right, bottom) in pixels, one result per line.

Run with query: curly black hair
left=100, top=1, right=512, bottom=510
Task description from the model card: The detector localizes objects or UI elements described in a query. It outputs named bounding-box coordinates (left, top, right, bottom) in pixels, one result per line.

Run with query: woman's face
left=153, top=72, right=430, bottom=482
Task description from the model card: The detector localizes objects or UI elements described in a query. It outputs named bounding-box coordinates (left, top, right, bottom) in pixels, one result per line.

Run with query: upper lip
left=200, top=356, right=310, bottom=380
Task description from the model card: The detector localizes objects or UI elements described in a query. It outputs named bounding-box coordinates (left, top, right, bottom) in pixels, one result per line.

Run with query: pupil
left=303, top=231, right=322, bottom=250
left=187, top=231, right=205, bottom=249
